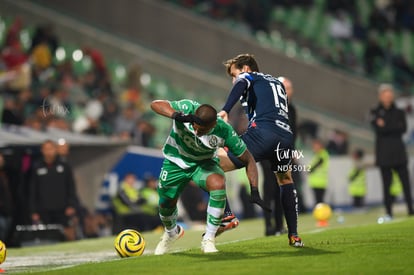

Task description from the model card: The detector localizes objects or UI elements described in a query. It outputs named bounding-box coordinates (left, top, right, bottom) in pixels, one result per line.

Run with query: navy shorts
left=228, top=126, right=293, bottom=172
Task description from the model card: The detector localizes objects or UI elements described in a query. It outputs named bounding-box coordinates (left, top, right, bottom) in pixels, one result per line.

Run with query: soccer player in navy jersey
left=218, top=53, right=303, bottom=247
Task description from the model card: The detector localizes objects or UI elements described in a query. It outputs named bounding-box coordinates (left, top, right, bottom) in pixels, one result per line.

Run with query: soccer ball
left=114, top=229, right=145, bottom=257
left=0, top=240, right=6, bottom=264
left=312, top=203, right=332, bottom=221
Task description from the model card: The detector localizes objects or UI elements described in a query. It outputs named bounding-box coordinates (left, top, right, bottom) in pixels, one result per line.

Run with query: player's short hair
left=195, top=104, right=217, bottom=126
left=223, top=53, right=260, bottom=76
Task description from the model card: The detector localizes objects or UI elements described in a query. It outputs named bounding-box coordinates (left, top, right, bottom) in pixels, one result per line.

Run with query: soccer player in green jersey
left=151, top=99, right=265, bottom=254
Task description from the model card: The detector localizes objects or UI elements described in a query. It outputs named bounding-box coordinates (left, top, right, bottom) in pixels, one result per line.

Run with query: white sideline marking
left=1, top=251, right=116, bottom=273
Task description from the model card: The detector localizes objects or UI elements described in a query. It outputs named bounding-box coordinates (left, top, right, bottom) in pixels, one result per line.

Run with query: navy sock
left=280, top=183, right=298, bottom=236
left=224, top=197, right=233, bottom=217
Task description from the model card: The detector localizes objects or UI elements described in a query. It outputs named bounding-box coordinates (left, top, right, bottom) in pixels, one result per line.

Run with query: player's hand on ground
left=249, top=186, right=271, bottom=212
left=218, top=110, right=229, bottom=122
left=172, top=112, right=203, bottom=124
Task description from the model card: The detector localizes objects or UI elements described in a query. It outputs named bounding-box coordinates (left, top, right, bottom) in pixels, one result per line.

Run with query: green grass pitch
left=2, top=206, right=414, bottom=274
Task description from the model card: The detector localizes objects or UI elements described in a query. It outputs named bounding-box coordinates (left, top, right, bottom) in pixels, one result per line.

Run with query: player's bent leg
left=217, top=148, right=242, bottom=236
left=277, top=171, right=304, bottom=247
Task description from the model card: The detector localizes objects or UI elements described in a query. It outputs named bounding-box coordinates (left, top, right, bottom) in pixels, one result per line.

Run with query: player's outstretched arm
left=237, top=149, right=271, bottom=212
left=151, top=100, right=175, bottom=118
left=151, top=100, right=203, bottom=124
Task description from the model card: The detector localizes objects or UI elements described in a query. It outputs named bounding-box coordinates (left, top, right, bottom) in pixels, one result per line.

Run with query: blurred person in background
left=348, top=148, right=367, bottom=208
left=1, top=17, right=31, bottom=93
left=29, top=140, right=80, bottom=241
left=113, top=104, right=140, bottom=139
left=131, top=119, right=156, bottom=147
left=1, top=96, right=24, bottom=125
left=138, top=175, right=162, bottom=231
left=111, top=173, right=145, bottom=233
left=363, top=37, right=385, bottom=76
left=326, top=129, right=349, bottom=155
left=370, top=84, right=413, bottom=219
left=308, top=139, right=330, bottom=205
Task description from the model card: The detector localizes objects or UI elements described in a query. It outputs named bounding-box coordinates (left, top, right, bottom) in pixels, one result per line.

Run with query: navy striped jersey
left=236, top=72, right=292, bottom=135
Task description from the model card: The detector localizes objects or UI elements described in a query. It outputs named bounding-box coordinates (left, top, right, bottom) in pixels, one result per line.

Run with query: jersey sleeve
left=170, top=99, right=200, bottom=115
left=237, top=72, right=252, bottom=88
left=222, top=80, right=248, bottom=113
left=223, top=122, right=247, bottom=157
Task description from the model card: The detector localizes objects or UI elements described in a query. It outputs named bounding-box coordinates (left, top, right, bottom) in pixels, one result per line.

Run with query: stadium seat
left=314, top=14, right=331, bottom=49
left=269, top=30, right=285, bottom=51
left=284, top=39, right=298, bottom=58
left=271, top=6, right=287, bottom=24
left=300, top=6, right=322, bottom=39
left=377, top=64, right=393, bottom=82
left=356, top=0, right=374, bottom=26
left=401, top=30, right=413, bottom=65
left=108, top=62, right=126, bottom=85
left=19, top=26, right=34, bottom=51
left=286, top=7, right=306, bottom=33
left=0, top=16, right=6, bottom=46
left=298, top=47, right=316, bottom=63
left=350, top=39, right=365, bottom=61
left=255, top=30, right=271, bottom=48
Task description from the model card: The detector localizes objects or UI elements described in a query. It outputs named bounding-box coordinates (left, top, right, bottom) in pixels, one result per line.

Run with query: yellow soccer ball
left=114, top=229, right=145, bottom=257
left=0, top=240, right=6, bottom=265
left=313, top=203, right=332, bottom=221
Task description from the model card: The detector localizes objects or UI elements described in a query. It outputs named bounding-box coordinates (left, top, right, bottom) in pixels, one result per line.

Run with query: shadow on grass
left=172, top=246, right=341, bottom=261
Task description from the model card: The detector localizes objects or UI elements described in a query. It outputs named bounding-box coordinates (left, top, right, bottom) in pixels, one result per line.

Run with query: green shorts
left=158, top=159, right=225, bottom=201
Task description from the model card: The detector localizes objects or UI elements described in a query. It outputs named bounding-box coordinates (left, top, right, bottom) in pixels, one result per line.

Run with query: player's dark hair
left=223, top=53, right=260, bottom=76
left=195, top=104, right=217, bottom=126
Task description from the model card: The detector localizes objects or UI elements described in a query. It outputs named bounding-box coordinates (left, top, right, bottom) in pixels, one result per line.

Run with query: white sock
left=166, top=225, right=178, bottom=237
left=204, top=223, right=218, bottom=240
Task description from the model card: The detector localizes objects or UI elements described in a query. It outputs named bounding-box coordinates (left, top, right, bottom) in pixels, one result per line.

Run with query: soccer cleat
left=201, top=238, right=219, bottom=253
left=216, top=214, right=239, bottom=236
left=289, top=235, right=304, bottom=247
left=154, top=225, right=184, bottom=255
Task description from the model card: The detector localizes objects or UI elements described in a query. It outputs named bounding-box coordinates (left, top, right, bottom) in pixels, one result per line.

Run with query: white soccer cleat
left=201, top=238, right=219, bottom=253
left=154, top=225, right=184, bottom=255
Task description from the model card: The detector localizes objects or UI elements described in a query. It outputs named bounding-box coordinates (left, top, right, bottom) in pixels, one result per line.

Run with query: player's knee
left=206, top=174, right=225, bottom=191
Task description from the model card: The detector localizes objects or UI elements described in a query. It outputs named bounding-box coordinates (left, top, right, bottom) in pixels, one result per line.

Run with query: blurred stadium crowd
left=167, top=0, right=414, bottom=93
left=0, top=16, right=156, bottom=146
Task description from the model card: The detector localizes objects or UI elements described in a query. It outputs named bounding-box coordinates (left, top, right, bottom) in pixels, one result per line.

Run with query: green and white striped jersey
left=162, top=99, right=247, bottom=169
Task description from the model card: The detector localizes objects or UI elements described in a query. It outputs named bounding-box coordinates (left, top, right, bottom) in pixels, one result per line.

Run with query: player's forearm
left=246, top=161, right=259, bottom=189
left=222, top=80, right=247, bottom=113
left=151, top=100, right=175, bottom=118
left=239, top=150, right=259, bottom=188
